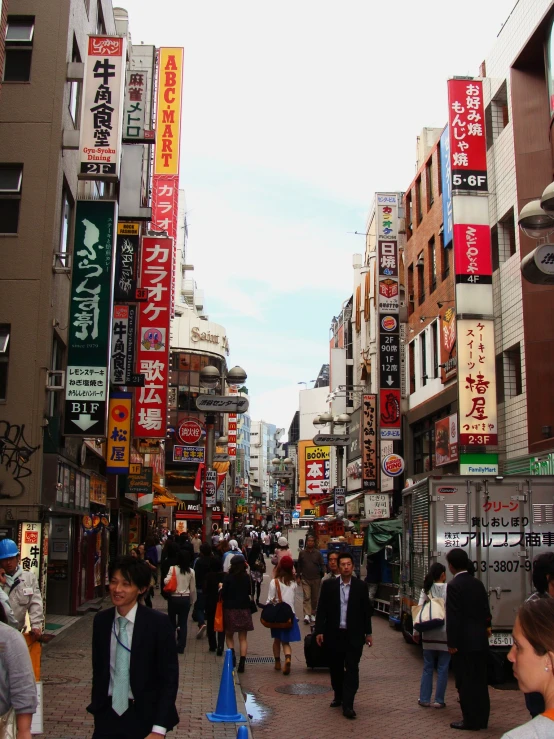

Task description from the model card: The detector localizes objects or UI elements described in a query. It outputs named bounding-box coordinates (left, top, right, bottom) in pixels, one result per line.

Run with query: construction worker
left=0, top=539, right=43, bottom=639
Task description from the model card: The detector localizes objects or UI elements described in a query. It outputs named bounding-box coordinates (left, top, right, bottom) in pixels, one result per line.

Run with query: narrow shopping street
left=41, top=572, right=529, bottom=739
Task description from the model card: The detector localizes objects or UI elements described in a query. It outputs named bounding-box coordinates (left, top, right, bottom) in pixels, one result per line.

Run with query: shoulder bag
left=0, top=707, right=16, bottom=739
left=163, top=565, right=178, bottom=594
left=260, top=579, right=293, bottom=629
left=411, top=595, right=445, bottom=633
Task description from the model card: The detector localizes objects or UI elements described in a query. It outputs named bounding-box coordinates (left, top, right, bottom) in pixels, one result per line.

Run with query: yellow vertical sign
left=106, top=392, right=132, bottom=474
left=154, top=47, right=183, bottom=176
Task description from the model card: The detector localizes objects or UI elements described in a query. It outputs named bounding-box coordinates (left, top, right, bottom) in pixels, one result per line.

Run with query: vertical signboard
left=133, top=236, right=173, bottom=438
left=379, top=315, right=401, bottom=439
left=114, top=222, right=139, bottom=302
left=122, top=69, right=151, bottom=142
left=435, top=414, right=459, bottom=467
left=110, top=305, right=137, bottom=385
left=441, top=307, right=457, bottom=382
left=227, top=385, right=238, bottom=459
left=18, top=522, right=42, bottom=580
left=440, top=126, right=453, bottom=248
left=447, top=79, right=487, bottom=192
left=106, top=392, right=132, bottom=474
left=304, top=446, right=330, bottom=496
left=362, top=394, right=377, bottom=490
left=64, top=201, right=116, bottom=436
left=79, top=36, right=126, bottom=180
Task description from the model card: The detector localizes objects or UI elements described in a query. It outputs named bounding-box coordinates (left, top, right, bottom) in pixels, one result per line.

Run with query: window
left=48, top=336, right=64, bottom=416
left=59, top=186, right=73, bottom=263
left=485, top=81, right=509, bottom=149
left=431, top=321, right=439, bottom=379
left=416, top=177, right=423, bottom=223
left=406, top=192, right=413, bottom=237
left=407, top=264, right=414, bottom=315
left=420, top=332, right=427, bottom=386
left=0, top=165, right=23, bottom=233
left=441, top=233, right=450, bottom=280
left=0, top=326, right=10, bottom=401
left=505, top=344, right=523, bottom=398
left=4, top=17, right=34, bottom=82
left=429, top=236, right=437, bottom=292
left=493, top=208, right=517, bottom=268
left=96, top=3, right=106, bottom=34
left=417, top=252, right=425, bottom=305
left=426, top=156, right=434, bottom=207
left=69, top=38, right=82, bottom=125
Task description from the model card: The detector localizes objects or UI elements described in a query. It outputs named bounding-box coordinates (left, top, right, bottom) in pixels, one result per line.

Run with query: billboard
left=440, top=307, right=457, bottom=382
left=114, top=222, right=139, bottom=302
left=435, top=414, right=459, bottom=467
left=362, top=394, right=377, bottom=490
left=440, top=126, right=453, bottom=247
left=154, top=48, right=183, bottom=177
left=64, top=200, right=116, bottom=436
left=79, top=36, right=126, bottom=180
left=122, top=69, right=152, bottom=143
left=304, top=445, right=330, bottom=496
left=133, top=236, right=173, bottom=438
left=106, top=392, right=132, bottom=474
left=110, top=304, right=136, bottom=385
left=447, top=79, right=487, bottom=192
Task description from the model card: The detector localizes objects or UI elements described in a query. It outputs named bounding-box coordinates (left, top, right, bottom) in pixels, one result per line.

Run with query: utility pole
left=203, top=412, right=215, bottom=541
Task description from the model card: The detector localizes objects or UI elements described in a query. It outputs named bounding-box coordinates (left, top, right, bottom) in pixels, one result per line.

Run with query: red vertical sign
left=134, top=236, right=173, bottom=438
left=447, top=79, right=487, bottom=192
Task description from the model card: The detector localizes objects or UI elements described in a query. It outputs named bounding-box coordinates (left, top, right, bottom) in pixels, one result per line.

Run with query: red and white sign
left=382, top=453, right=405, bottom=477
left=227, top=386, right=238, bottom=458
left=447, top=79, right=487, bottom=191
left=133, top=236, right=173, bottom=438
left=379, top=389, right=401, bottom=429
left=177, top=418, right=203, bottom=445
left=458, top=319, right=497, bottom=446
left=453, top=224, right=492, bottom=279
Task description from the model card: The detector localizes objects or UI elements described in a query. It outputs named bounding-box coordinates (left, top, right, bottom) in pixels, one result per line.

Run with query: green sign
left=459, top=453, right=499, bottom=475
left=64, top=201, right=116, bottom=436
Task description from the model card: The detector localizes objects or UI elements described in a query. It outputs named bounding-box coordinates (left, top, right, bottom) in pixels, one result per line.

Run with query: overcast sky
left=120, top=0, right=517, bottom=434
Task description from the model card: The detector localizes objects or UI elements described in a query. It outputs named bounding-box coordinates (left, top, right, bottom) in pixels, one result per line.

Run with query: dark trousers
left=250, top=577, right=261, bottom=602
left=452, top=650, right=490, bottom=729
left=92, top=701, right=150, bottom=739
left=328, top=630, right=364, bottom=709
left=168, top=595, right=191, bottom=651
left=195, top=589, right=206, bottom=627
left=206, top=607, right=225, bottom=651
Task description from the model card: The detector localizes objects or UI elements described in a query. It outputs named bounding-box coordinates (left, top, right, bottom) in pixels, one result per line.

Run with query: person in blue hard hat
left=0, top=538, right=44, bottom=640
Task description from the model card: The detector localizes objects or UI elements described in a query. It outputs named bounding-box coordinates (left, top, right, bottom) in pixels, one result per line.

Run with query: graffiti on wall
left=0, top=421, right=40, bottom=498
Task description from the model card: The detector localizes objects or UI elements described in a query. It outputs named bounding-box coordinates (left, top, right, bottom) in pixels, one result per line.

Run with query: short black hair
left=109, top=556, right=151, bottom=591
left=446, top=548, right=471, bottom=573
left=337, top=551, right=353, bottom=565
left=200, top=542, right=212, bottom=557
left=533, top=552, right=554, bottom=594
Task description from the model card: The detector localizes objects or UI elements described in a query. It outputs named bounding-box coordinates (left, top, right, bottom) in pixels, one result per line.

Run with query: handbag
left=412, top=595, right=445, bottom=633
left=214, top=595, right=224, bottom=633
left=163, top=565, right=178, bottom=594
left=252, top=555, right=266, bottom=574
left=0, top=707, right=16, bottom=739
left=260, top=579, right=294, bottom=629
left=249, top=597, right=258, bottom=614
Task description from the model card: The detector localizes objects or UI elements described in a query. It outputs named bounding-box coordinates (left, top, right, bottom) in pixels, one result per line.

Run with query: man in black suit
left=314, top=551, right=373, bottom=719
left=87, top=556, right=179, bottom=739
left=446, top=548, right=491, bottom=732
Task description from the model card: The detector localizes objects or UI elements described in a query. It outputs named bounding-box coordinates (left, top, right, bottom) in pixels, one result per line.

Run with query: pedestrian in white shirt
left=266, top=556, right=301, bottom=675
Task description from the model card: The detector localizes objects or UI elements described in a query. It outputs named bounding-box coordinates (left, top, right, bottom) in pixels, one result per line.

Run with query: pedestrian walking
left=0, top=538, right=44, bottom=639
left=192, top=532, right=202, bottom=559
left=502, top=597, right=554, bottom=738
left=221, top=555, right=254, bottom=673
left=247, top=541, right=265, bottom=605
left=0, top=601, right=38, bottom=739
left=133, top=545, right=156, bottom=608
left=365, top=554, right=381, bottom=605
left=193, top=543, right=212, bottom=639
left=263, top=531, right=271, bottom=557
left=154, top=537, right=163, bottom=589
left=315, top=551, right=373, bottom=720
left=271, top=537, right=293, bottom=576
left=223, top=540, right=244, bottom=573
left=414, top=562, right=450, bottom=708
left=266, top=556, right=301, bottom=675
left=446, top=547, right=491, bottom=732
left=178, top=533, right=195, bottom=560
left=322, top=551, right=339, bottom=582
left=164, top=550, right=197, bottom=654
left=297, top=535, right=324, bottom=624
left=87, top=556, right=179, bottom=738
left=205, top=558, right=225, bottom=656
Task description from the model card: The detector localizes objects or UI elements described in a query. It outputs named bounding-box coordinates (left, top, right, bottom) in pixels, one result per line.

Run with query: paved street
left=40, top=568, right=530, bottom=739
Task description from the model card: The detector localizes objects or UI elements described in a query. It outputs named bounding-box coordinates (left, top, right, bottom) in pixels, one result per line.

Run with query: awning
left=153, top=484, right=179, bottom=507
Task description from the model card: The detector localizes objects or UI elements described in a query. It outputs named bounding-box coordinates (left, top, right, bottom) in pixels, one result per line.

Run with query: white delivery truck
left=400, top=474, right=554, bottom=681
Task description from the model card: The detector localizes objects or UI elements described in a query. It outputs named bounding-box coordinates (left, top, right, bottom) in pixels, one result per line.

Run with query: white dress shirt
left=109, top=603, right=166, bottom=736
left=339, top=578, right=351, bottom=629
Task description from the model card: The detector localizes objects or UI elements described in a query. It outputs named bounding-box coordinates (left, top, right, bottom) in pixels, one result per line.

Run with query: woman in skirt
left=266, top=555, right=301, bottom=675
left=221, top=555, right=254, bottom=673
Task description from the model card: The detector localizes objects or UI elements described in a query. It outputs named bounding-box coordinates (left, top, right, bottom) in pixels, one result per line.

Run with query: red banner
left=453, top=223, right=492, bottom=280
left=133, top=236, right=173, bottom=438
left=151, top=174, right=179, bottom=318
left=447, top=79, right=487, bottom=191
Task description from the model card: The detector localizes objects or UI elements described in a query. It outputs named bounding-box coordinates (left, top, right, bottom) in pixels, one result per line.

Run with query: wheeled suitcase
left=304, top=631, right=329, bottom=669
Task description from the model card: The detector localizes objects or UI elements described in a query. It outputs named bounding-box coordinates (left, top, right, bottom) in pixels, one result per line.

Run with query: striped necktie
left=112, top=616, right=131, bottom=716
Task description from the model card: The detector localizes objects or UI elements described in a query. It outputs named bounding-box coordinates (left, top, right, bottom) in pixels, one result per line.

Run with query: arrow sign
left=312, top=434, right=349, bottom=445
left=386, top=375, right=394, bottom=386
left=72, top=413, right=100, bottom=431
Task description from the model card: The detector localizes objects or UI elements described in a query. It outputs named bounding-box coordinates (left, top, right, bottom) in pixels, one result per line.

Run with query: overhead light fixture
left=541, top=182, right=554, bottom=213
left=437, top=300, right=455, bottom=309
left=518, top=199, right=554, bottom=239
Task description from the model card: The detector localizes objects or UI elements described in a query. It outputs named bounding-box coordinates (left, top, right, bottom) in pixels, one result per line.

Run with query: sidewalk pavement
left=41, top=588, right=250, bottom=739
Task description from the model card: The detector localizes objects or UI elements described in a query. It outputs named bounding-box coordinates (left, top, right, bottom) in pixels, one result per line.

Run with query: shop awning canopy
left=153, top=484, right=179, bottom=507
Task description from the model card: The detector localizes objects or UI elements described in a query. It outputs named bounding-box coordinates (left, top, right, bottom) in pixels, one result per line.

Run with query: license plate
left=489, top=633, right=513, bottom=647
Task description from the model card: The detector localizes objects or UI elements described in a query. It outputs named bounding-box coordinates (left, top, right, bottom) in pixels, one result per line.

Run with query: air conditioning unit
left=46, top=370, right=65, bottom=391
left=52, top=252, right=72, bottom=274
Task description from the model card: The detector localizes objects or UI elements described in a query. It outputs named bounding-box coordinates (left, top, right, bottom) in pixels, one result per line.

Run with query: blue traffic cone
left=206, top=648, right=247, bottom=723
left=237, top=727, right=249, bottom=738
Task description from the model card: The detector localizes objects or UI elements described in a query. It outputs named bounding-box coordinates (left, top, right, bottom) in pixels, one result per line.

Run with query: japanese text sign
left=114, top=222, right=139, bottom=302
left=362, top=394, right=377, bottom=490
left=458, top=319, right=497, bottom=446
left=106, top=392, right=132, bottom=474
left=110, top=304, right=136, bottom=385
left=227, top=386, right=239, bottom=459
left=447, top=79, right=487, bottom=192
left=376, top=194, right=398, bottom=239
left=123, top=69, right=150, bottom=142
left=453, top=223, right=492, bottom=282
left=304, top=446, right=330, bottom=496
left=364, top=494, right=390, bottom=520
left=64, top=200, right=116, bottom=437
left=380, top=389, right=401, bottom=439
left=173, top=445, right=205, bottom=463
left=133, top=236, right=173, bottom=438
left=79, top=36, right=126, bottom=180
left=154, top=48, right=183, bottom=176
left=440, top=126, right=453, bottom=246
left=18, top=522, right=42, bottom=580
left=435, top=414, right=459, bottom=467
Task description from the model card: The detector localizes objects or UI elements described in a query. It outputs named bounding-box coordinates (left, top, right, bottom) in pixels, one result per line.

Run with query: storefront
left=175, top=502, right=224, bottom=534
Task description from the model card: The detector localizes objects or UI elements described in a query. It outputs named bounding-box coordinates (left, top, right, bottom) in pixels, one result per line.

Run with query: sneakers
left=310, top=615, right=316, bottom=623
left=418, top=700, right=431, bottom=707
left=196, top=624, right=206, bottom=639
left=304, top=615, right=310, bottom=624
left=432, top=702, right=446, bottom=709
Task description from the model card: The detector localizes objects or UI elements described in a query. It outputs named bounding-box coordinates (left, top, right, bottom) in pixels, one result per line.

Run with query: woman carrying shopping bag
left=414, top=562, right=450, bottom=708
left=266, top=556, right=301, bottom=676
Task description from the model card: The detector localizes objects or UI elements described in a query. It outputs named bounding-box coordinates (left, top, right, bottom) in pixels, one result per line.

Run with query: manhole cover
left=43, top=675, right=81, bottom=684
left=245, top=656, right=275, bottom=664
left=275, top=682, right=330, bottom=695
left=45, top=651, right=86, bottom=660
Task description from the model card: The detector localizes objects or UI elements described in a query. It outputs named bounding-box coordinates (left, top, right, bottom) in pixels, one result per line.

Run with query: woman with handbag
left=0, top=603, right=37, bottom=739
left=414, top=562, right=450, bottom=708
left=221, top=555, right=254, bottom=673
left=248, top=541, right=265, bottom=606
left=266, top=556, right=301, bottom=675
left=164, top=550, right=197, bottom=654
left=205, top=557, right=226, bottom=655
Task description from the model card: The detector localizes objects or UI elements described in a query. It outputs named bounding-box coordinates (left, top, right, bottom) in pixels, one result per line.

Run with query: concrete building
left=249, top=420, right=277, bottom=509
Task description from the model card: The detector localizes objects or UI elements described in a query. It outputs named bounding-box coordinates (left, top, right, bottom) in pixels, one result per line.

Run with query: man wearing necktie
left=315, top=551, right=373, bottom=720
left=87, top=556, right=179, bottom=738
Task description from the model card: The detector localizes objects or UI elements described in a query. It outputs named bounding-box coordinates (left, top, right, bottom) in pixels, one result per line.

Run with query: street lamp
left=518, top=199, right=554, bottom=239
left=312, top=411, right=351, bottom=490
left=198, top=365, right=248, bottom=540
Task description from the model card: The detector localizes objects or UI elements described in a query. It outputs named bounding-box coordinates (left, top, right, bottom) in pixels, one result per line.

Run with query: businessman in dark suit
left=446, top=548, right=491, bottom=732
left=314, top=551, right=373, bottom=719
left=87, top=556, right=179, bottom=739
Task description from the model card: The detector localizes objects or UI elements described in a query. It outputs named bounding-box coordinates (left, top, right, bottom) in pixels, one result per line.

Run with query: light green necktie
left=112, top=616, right=131, bottom=716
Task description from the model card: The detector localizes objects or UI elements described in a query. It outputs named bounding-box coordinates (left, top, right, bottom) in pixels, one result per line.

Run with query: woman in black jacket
left=221, top=555, right=254, bottom=673
left=205, top=557, right=225, bottom=655
left=160, top=542, right=180, bottom=600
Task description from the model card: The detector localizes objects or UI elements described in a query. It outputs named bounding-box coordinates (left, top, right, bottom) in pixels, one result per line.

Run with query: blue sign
left=292, top=511, right=300, bottom=519
left=440, top=126, right=453, bottom=248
